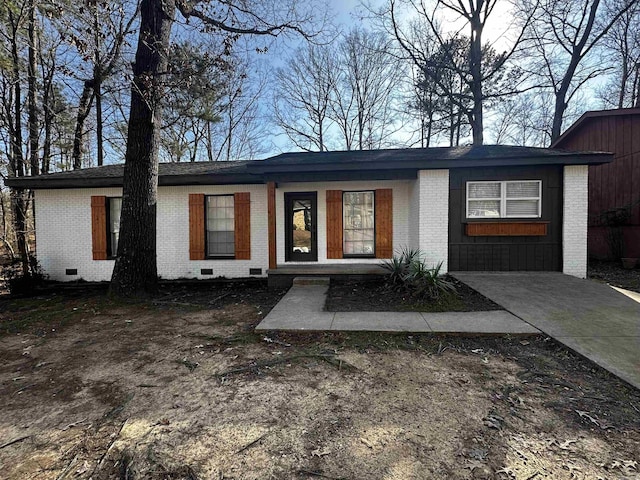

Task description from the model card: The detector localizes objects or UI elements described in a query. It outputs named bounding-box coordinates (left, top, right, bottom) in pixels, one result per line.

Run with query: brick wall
left=563, top=165, right=589, bottom=277
left=35, top=185, right=268, bottom=282
left=416, top=170, right=450, bottom=272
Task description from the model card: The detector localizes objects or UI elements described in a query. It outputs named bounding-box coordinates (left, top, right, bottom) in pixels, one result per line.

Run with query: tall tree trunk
left=41, top=69, right=53, bottom=174
left=72, top=81, right=94, bottom=170
left=469, top=13, right=484, bottom=146
left=27, top=0, right=39, bottom=177
left=94, top=5, right=104, bottom=167
left=109, top=0, right=175, bottom=297
left=551, top=57, right=580, bottom=142
left=634, top=68, right=640, bottom=107
left=95, top=78, right=104, bottom=166
left=8, top=11, right=29, bottom=277
left=206, top=121, right=214, bottom=161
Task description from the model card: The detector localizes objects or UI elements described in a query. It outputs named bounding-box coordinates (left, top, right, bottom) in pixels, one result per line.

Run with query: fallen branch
left=152, top=300, right=204, bottom=307
left=235, top=432, right=269, bottom=454
left=55, top=454, right=78, bottom=480
left=209, top=291, right=232, bottom=304
left=0, top=435, right=31, bottom=450
left=62, top=418, right=88, bottom=431
left=297, top=470, right=346, bottom=480
left=14, top=383, right=36, bottom=395
left=89, top=418, right=129, bottom=478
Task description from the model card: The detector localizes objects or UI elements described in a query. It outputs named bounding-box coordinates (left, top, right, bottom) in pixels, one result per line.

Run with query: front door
left=285, top=192, right=317, bottom=262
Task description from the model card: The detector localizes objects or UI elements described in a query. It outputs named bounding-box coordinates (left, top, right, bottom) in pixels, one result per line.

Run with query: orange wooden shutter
left=189, top=193, right=206, bottom=260
left=91, top=196, right=108, bottom=260
left=326, top=190, right=343, bottom=259
left=375, top=189, right=393, bottom=259
left=234, top=192, right=251, bottom=260
left=267, top=182, right=277, bottom=269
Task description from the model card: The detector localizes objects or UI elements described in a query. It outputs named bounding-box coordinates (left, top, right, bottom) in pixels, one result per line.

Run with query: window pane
left=206, top=195, right=235, bottom=256
left=343, top=191, right=375, bottom=255
left=469, top=182, right=500, bottom=199
left=506, top=181, right=539, bottom=198
left=468, top=200, right=500, bottom=218
left=109, top=197, right=122, bottom=256
left=506, top=199, right=539, bottom=216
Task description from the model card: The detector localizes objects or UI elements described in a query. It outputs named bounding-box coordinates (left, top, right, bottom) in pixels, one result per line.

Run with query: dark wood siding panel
left=234, top=192, right=251, bottom=260
left=558, top=114, right=640, bottom=227
left=91, top=196, right=108, bottom=260
left=375, top=188, right=393, bottom=258
left=448, top=166, right=562, bottom=271
left=189, top=193, right=205, bottom=260
left=326, top=190, right=343, bottom=259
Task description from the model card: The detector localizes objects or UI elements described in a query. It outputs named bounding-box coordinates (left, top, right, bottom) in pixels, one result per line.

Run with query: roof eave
left=5, top=173, right=263, bottom=190
left=249, top=153, right=613, bottom=174
left=551, top=108, right=640, bottom=148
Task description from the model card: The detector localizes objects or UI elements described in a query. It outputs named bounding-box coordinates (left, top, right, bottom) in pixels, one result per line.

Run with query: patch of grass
left=0, top=292, right=145, bottom=336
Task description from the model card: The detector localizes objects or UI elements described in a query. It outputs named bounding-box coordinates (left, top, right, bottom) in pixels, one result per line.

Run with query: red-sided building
left=552, top=108, right=640, bottom=259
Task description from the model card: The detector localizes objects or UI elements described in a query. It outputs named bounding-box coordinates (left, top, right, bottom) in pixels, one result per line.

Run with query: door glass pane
left=292, top=199, right=312, bottom=254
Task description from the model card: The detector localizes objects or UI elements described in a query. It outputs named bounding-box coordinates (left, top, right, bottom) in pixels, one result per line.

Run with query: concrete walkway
left=256, top=279, right=539, bottom=335
left=452, top=272, right=640, bottom=390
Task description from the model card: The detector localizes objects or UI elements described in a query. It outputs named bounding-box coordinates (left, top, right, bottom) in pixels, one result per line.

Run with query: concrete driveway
left=452, top=272, right=640, bottom=390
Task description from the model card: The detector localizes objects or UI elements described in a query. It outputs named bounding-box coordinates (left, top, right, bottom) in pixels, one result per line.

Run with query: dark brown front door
left=285, top=192, right=317, bottom=262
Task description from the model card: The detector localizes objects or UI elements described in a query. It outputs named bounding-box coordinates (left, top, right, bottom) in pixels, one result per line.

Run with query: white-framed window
left=206, top=195, right=235, bottom=257
left=466, top=180, right=541, bottom=218
left=343, top=191, right=375, bottom=256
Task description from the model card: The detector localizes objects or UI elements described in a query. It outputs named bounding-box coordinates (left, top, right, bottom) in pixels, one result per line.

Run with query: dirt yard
left=1, top=281, right=639, bottom=480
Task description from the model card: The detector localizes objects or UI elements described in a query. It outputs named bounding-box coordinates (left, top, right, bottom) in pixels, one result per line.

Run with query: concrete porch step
left=292, top=276, right=330, bottom=286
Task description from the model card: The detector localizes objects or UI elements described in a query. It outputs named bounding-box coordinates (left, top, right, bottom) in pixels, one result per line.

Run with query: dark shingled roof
left=250, top=145, right=611, bottom=172
left=5, top=161, right=260, bottom=189
left=5, top=145, right=612, bottom=189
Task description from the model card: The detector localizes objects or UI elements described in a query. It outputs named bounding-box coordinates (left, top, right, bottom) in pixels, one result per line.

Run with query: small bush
left=381, top=248, right=455, bottom=300
left=3, top=255, right=46, bottom=296
left=381, top=246, right=421, bottom=286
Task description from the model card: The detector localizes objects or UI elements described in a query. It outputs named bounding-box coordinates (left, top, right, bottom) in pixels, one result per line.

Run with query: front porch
left=267, top=263, right=387, bottom=288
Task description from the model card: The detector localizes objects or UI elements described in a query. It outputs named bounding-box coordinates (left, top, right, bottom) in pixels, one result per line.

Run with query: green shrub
left=381, top=246, right=420, bottom=286
left=381, top=248, right=455, bottom=300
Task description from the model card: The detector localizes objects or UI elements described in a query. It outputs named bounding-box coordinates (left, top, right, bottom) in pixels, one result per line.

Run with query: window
left=107, top=197, right=122, bottom=257
left=343, top=191, right=375, bottom=256
left=466, top=180, right=541, bottom=219
left=206, top=195, right=235, bottom=257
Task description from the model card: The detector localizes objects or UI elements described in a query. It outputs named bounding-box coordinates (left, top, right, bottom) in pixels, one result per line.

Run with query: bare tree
left=332, top=27, right=404, bottom=150
left=528, top=0, right=637, bottom=141
left=110, top=0, right=322, bottom=297
left=211, top=58, right=270, bottom=161
left=274, top=44, right=336, bottom=152
left=598, top=0, right=640, bottom=108
left=380, top=0, right=536, bottom=145
left=62, top=0, right=139, bottom=169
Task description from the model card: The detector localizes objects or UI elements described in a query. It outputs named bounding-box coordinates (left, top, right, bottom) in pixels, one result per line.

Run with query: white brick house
left=6, top=146, right=610, bottom=283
